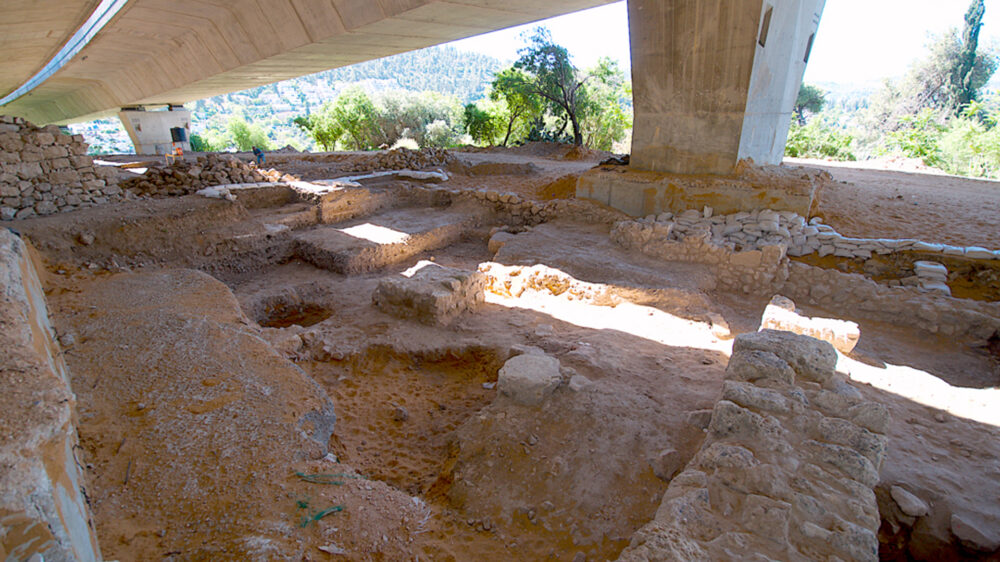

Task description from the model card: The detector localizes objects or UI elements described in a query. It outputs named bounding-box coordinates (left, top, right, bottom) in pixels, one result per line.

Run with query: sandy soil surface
left=788, top=157, right=1000, bottom=249
left=6, top=145, right=999, bottom=560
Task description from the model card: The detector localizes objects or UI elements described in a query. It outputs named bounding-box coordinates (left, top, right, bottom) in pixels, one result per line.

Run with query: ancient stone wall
left=619, top=330, right=889, bottom=562
left=610, top=211, right=1000, bottom=339
left=0, top=116, right=123, bottom=220
left=0, top=228, right=103, bottom=561
left=781, top=262, right=1000, bottom=339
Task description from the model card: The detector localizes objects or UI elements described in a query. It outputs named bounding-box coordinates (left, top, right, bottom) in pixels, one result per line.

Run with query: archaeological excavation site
left=2, top=114, right=1000, bottom=561
left=3, top=0, right=1000, bottom=560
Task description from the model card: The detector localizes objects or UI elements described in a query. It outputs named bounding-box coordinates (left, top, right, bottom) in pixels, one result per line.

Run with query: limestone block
left=49, top=170, right=80, bottom=184
left=846, top=402, right=890, bottom=434
left=722, top=380, right=789, bottom=414
left=0, top=230, right=103, bottom=560
left=817, top=417, right=887, bottom=468
left=760, top=295, right=860, bottom=353
left=496, top=353, right=562, bottom=406
left=50, top=157, right=71, bottom=170
left=488, top=231, right=516, bottom=254
left=20, top=148, right=44, bottom=162
left=805, top=440, right=879, bottom=487
left=889, top=486, right=929, bottom=517
left=69, top=155, right=94, bottom=168
left=82, top=179, right=106, bottom=191
left=707, top=400, right=776, bottom=441
left=43, top=145, right=69, bottom=159
left=371, top=261, right=485, bottom=326
left=15, top=162, right=43, bottom=181
left=733, top=330, right=837, bottom=385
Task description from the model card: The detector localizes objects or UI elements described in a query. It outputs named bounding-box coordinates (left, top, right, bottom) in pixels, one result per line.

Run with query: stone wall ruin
left=0, top=116, right=123, bottom=221
left=620, top=330, right=889, bottom=562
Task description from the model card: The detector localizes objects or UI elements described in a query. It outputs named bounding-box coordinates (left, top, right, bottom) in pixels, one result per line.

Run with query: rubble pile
left=1, top=115, right=123, bottom=220
left=120, top=154, right=295, bottom=196
left=339, top=148, right=456, bottom=173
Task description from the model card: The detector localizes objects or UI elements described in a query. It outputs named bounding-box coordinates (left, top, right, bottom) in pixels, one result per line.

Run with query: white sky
left=448, top=1, right=1000, bottom=85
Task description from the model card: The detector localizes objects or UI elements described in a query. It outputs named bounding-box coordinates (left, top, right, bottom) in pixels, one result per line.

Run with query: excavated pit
left=305, top=346, right=502, bottom=496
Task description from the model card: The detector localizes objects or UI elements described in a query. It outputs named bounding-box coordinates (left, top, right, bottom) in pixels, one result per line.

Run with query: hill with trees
left=788, top=0, right=1000, bottom=178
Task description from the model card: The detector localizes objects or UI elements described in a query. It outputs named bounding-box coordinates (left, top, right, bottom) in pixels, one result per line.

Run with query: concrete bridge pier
left=578, top=0, right=827, bottom=217
left=118, top=106, right=192, bottom=156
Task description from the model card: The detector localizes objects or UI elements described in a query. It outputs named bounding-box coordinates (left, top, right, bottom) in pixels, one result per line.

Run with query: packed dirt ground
left=5, top=144, right=1000, bottom=561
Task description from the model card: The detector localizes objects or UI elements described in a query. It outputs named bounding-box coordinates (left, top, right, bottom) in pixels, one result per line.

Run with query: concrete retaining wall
left=0, top=228, right=102, bottom=561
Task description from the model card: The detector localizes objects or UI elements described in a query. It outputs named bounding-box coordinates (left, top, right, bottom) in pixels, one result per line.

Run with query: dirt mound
left=119, top=154, right=295, bottom=196
left=464, top=161, right=541, bottom=176
left=537, top=173, right=581, bottom=200
left=339, top=148, right=457, bottom=173
left=510, top=141, right=611, bottom=162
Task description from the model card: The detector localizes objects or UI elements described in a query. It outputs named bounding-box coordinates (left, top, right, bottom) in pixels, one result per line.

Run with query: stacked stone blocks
left=619, top=330, right=889, bottom=562
left=0, top=115, right=122, bottom=220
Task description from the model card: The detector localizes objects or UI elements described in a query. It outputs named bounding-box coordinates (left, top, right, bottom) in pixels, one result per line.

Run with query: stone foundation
left=619, top=330, right=888, bottom=562
left=372, top=261, right=485, bottom=325
left=1, top=116, right=123, bottom=220
left=610, top=211, right=1000, bottom=339
left=576, top=160, right=828, bottom=218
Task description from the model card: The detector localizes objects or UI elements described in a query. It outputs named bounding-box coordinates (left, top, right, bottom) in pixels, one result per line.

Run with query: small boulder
left=890, top=486, right=929, bottom=517
left=497, top=353, right=562, bottom=406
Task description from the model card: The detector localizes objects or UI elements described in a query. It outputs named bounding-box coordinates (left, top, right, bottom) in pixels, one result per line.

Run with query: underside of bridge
left=1, top=0, right=825, bottom=210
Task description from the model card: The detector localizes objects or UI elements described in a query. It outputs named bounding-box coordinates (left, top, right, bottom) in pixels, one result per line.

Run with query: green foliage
left=939, top=100, right=1000, bottom=178
left=881, top=108, right=947, bottom=167
left=463, top=102, right=504, bottom=146
left=513, top=27, right=589, bottom=145
left=490, top=67, right=544, bottom=146
left=956, top=0, right=987, bottom=108
left=794, top=84, right=826, bottom=124
left=424, top=119, right=456, bottom=147
left=295, top=87, right=464, bottom=151
left=227, top=117, right=270, bottom=151
left=579, top=57, right=632, bottom=151
left=189, top=134, right=214, bottom=152
left=785, top=114, right=856, bottom=161
left=329, top=87, right=381, bottom=150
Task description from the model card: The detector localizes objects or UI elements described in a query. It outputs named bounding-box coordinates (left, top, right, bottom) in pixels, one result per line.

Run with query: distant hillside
left=307, top=45, right=505, bottom=102
left=75, top=46, right=506, bottom=154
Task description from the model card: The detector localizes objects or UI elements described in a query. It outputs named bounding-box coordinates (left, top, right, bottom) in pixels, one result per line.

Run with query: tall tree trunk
left=569, top=111, right=583, bottom=146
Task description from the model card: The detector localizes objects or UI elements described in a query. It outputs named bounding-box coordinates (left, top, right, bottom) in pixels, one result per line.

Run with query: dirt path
left=789, top=157, right=1000, bottom=249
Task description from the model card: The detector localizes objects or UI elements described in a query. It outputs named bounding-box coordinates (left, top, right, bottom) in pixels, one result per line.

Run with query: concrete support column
left=118, top=106, right=192, bottom=155
left=627, top=0, right=825, bottom=175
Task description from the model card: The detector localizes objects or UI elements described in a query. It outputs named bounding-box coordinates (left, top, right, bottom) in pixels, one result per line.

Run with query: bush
left=784, top=116, right=856, bottom=161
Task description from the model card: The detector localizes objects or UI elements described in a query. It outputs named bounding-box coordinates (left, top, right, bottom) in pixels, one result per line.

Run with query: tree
left=578, top=57, right=632, bottom=151
left=490, top=67, right=543, bottom=146
left=512, top=27, right=589, bottom=145
left=463, top=102, right=504, bottom=146
left=189, top=134, right=215, bottom=152
left=294, top=113, right=342, bottom=152
left=329, top=87, right=381, bottom=150
left=794, top=84, right=826, bottom=125
left=227, top=117, right=270, bottom=151
left=955, top=0, right=987, bottom=109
